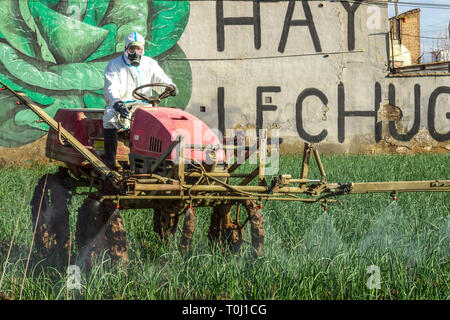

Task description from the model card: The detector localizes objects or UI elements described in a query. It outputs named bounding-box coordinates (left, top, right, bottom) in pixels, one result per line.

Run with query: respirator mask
left=125, top=45, right=143, bottom=67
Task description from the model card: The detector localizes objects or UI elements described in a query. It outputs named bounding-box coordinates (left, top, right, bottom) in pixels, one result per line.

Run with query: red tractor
left=1, top=80, right=449, bottom=270
left=24, top=83, right=263, bottom=269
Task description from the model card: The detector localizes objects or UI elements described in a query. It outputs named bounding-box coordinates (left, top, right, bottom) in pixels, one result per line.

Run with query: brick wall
left=389, top=9, right=421, bottom=65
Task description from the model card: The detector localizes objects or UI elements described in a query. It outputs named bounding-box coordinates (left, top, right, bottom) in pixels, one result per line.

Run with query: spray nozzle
left=390, top=191, right=397, bottom=201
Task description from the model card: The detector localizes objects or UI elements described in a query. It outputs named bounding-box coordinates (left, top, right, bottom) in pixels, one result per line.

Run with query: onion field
left=0, top=153, right=448, bottom=300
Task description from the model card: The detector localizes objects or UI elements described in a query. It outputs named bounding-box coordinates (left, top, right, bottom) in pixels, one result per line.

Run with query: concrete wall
left=0, top=0, right=448, bottom=165
left=179, top=1, right=449, bottom=154
left=390, top=40, right=412, bottom=66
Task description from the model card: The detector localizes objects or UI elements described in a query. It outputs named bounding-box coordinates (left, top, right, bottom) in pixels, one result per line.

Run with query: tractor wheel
left=75, top=197, right=102, bottom=271
left=153, top=208, right=179, bottom=241
left=208, top=204, right=243, bottom=254
left=75, top=197, right=101, bottom=250
left=30, top=172, right=72, bottom=266
left=76, top=198, right=128, bottom=271
left=242, top=200, right=264, bottom=258
left=180, top=206, right=197, bottom=252
left=207, top=206, right=222, bottom=247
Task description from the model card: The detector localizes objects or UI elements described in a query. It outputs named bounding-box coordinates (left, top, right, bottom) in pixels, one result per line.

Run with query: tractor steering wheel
left=131, top=83, right=174, bottom=106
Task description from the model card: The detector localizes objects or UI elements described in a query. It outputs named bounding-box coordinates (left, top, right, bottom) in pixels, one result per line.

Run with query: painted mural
left=0, top=0, right=191, bottom=148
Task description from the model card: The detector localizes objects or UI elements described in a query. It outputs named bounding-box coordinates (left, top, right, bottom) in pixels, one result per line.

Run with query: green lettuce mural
left=0, top=0, right=191, bottom=147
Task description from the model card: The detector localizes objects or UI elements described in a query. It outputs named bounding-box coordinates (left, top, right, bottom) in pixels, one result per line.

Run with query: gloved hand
left=164, top=84, right=178, bottom=97
left=113, top=101, right=130, bottom=119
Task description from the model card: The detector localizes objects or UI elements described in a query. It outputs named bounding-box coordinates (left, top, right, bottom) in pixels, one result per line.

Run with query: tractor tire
left=250, top=212, right=264, bottom=258
left=76, top=198, right=128, bottom=271
left=242, top=200, right=264, bottom=258
left=75, top=197, right=104, bottom=271
left=207, top=206, right=222, bottom=247
left=208, top=204, right=243, bottom=254
left=180, top=207, right=197, bottom=252
left=153, top=208, right=179, bottom=241
left=30, top=172, right=72, bottom=266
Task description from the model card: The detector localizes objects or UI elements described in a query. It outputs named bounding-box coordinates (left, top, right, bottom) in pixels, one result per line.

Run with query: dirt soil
left=0, top=136, right=50, bottom=167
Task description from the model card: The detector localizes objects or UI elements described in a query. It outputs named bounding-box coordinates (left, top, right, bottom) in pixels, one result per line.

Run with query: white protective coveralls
left=103, top=32, right=175, bottom=130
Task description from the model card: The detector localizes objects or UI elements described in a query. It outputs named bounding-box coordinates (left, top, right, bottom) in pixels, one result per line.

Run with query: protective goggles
left=127, top=45, right=144, bottom=54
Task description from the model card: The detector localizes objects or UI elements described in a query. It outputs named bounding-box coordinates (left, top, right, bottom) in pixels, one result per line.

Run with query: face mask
left=128, top=51, right=142, bottom=66
left=125, top=46, right=143, bottom=66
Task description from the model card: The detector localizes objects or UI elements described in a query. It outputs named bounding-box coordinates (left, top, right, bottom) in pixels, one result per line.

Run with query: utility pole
left=388, top=0, right=400, bottom=71
left=394, top=0, right=401, bottom=42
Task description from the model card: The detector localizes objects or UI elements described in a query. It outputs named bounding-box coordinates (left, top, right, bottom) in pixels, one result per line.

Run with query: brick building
left=389, top=8, right=421, bottom=67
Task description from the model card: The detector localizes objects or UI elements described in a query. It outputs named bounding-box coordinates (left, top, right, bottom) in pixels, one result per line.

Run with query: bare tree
left=431, top=24, right=450, bottom=62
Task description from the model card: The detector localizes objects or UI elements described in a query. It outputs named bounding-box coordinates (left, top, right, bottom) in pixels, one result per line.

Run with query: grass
left=0, top=153, right=448, bottom=300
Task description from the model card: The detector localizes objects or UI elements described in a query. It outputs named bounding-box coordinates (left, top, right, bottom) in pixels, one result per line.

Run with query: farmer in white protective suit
left=103, top=31, right=177, bottom=169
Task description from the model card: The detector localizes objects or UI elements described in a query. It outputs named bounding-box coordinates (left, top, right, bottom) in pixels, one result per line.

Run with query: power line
left=422, top=23, right=449, bottom=29
left=185, top=0, right=450, bottom=8
left=422, top=28, right=449, bottom=34
left=167, top=49, right=364, bottom=61
left=363, top=1, right=450, bottom=10
left=401, top=33, right=448, bottom=40
left=386, top=1, right=450, bottom=9
left=422, top=26, right=448, bottom=30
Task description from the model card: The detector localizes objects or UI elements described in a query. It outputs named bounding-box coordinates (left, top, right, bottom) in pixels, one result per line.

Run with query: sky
left=387, top=0, right=449, bottom=56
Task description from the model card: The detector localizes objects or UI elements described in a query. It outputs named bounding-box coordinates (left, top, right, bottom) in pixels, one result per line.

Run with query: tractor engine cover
left=129, top=107, right=226, bottom=175
left=46, top=108, right=129, bottom=169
